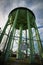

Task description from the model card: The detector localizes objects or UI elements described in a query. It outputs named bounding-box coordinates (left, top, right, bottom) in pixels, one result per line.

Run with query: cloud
left=0, top=0, right=43, bottom=51
left=18, top=0, right=26, bottom=7
left=25, top=0, right=43, bottom=9
left=0, top=0, right=27, bottom=30
left=30, top=2, right=43, bottom=10
left=0, top=11, right=8, bottom=30
left=0, top=0, right=43, bottom=32
left=37, top=19, right=43, bottom=26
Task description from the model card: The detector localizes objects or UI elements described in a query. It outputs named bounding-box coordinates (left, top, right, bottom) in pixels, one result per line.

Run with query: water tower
left=0, top=7, right=42, bottom=63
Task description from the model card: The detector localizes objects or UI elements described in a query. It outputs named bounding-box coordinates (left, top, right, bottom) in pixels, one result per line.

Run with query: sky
left=0, top=0, right=43, bottom=52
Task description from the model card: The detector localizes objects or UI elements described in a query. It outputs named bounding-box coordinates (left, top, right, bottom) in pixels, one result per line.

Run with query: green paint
left=4, top=10, right=19, bottom=61
left=27, top=10, right=35, bottom=62
left=18, top=26, right=23, bottom=59
left=0, top=7, right=42, bottom=63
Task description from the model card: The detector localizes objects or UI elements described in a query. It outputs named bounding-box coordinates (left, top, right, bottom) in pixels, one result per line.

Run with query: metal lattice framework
left=0, top=7, right=43, bottom=63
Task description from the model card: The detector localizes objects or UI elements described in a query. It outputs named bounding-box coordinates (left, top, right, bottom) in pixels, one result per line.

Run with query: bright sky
left=0, top=0, right=43, bottom=52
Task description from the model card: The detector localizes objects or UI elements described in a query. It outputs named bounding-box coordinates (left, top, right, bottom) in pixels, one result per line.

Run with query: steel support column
left=4, top=10, right=19, bottom=61
left=18, top=26, right=23, bottom=59
left=3, top=25, right=12, bottom=53
left=9, top=28, right=16, bottom=57
left=35, top=25, right=42, bottom=58
left=0, top=20, right=9, bottom=43
left=27, top=10, right=34, bottom=63
left=26, top=30, right=28, bottom=58
left=10, top=28, right=16, bottom=50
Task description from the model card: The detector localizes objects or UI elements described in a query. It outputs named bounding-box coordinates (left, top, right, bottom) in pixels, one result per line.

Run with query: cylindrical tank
left=8, top=7, right=35, bottom=29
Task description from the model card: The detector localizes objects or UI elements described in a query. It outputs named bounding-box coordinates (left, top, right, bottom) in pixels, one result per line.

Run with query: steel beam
left=35, top=24, right=42, bottom=58
left=18, top=25, right=23, bottom=59
left=4, top=10, right=19, bottom=61
left=26, top=30, right=28, bottom=58
left=3, top=25, right=12, bottom=53
left=0, top=20, right=9, bottom=43
left=10, top=28, right=16, bottom=50
left=27, top=10, right=34, bottom=63
left=9, top=28, right=16, bottom=57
